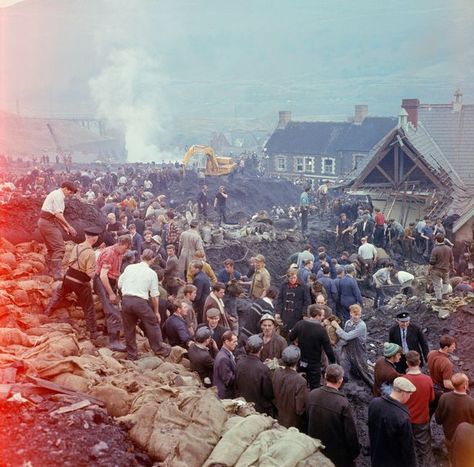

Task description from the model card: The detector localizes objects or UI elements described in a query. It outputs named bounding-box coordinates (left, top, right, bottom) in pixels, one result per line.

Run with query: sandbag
left=52, top=372, right=90, bottom=393
left=204, top=414, right=274, bottom=467
left=0, top=328, right=32, bottom=347
left=89, top=384, right=131, bottom=417
left=258, top=428, right=323, bottom=467
left=135, top=356, right=163, bottom=371
left=0, top=252, right=16, bottom=267
left=166, top=389, right=228, bottom=467
left=296, top=451, right=335, bottom=467
left=236, top=428, right=286, bottom=467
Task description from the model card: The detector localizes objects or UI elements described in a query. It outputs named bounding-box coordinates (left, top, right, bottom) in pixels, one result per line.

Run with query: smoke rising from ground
left=90, top=48, right=174, bottom=163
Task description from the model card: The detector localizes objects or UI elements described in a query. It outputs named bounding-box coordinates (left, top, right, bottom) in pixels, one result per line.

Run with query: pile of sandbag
left=0, top=237, right=333, bottom=466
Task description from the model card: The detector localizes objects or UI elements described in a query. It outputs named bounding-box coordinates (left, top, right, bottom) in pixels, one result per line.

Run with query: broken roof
left=265, top=117, right=396, bottom=156
left=418, top=103, right=474, bottom=187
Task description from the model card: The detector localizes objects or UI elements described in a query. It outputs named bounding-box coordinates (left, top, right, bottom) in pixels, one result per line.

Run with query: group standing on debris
left=28, top=169, right=474, bottom=467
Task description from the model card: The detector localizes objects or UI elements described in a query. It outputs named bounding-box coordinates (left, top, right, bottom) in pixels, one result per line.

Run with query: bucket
left=211, top=230, right=224, bottom=245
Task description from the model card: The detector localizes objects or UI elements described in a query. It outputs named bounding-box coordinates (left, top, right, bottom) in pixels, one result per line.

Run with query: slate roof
left=346, top=121, right=464, bottom=190
left=265, top=117, right=397, bottom=156
left=418, top=103, right=474, bottom=187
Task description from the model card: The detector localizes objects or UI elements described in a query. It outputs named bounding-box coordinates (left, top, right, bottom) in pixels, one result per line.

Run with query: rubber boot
left=51, top=259, right=63, bottom=281
left=108, top=332, right=126, bottom=352
left=44, top=286, right=63, bottom=316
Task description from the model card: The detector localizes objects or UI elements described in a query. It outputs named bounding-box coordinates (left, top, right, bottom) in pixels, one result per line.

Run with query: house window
left=296, top=157, right=304, bottom=172
left=352, top=153, right=365, bottom=170
left=305, top=157, right=314, bottom=172
left=322, top=157, right=336, bottom=175
left=276, top=157, right=286, bottom=171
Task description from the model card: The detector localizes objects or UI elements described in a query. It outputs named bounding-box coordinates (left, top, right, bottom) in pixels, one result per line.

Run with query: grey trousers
left=412, top=422, right=435, bottom=467
left=93, top=275, right=122, bottom=336
left=431, top=269, right=449, bottom=300
left=121, top=295, right=165, bottom=359
left=38, top=218, right=65, bottom=262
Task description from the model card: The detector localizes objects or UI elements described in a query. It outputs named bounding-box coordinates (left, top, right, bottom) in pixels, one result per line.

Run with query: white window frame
left=304, top=157, right=315, bottom=173
left=276, top=156, right=286, bottom=171
left=295, top=157, right=304, bottom=172
left=321, top=157, right=336, bottom=175
left=352, top=153, right=365, bottom=170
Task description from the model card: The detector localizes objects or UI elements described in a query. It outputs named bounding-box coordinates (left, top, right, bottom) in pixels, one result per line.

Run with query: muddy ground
left=0, top=396, right=150, bottom=467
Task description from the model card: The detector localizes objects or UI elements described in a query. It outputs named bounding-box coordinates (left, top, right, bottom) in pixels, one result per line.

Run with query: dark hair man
left=213, top=331, right=238, bottom=399
left=307, top=364, right=360, bottom=467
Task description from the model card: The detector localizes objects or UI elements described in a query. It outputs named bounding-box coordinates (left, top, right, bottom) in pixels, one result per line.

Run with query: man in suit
left=388, top=312, right=429, bottom=373
left=213, top=330, right=238, bottom=399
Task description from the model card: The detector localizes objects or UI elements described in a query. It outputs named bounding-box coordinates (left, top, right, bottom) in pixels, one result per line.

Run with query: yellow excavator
left=182, top=145, right=237, bottom=176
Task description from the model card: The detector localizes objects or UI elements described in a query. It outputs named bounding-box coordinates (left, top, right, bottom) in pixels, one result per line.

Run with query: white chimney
left=453, top=89, right=463, bottom=112
left=398, top=108, right=408, bottom=130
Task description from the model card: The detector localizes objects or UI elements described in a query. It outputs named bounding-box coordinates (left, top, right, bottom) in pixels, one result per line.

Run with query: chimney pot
left=398, top=108, right=408, bottom=130
left=453, top=89, right=463, bottom=112
left=277, top=111, right=291, bottom=129
left=401, top=99, right=419, bottom=128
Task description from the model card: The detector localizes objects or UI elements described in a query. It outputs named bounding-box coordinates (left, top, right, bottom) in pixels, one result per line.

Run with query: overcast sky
left=1, top=0, right=473, bottom=125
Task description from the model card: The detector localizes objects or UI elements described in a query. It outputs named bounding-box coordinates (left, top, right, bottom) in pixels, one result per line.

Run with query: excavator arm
left=182, top=145, right=236, bottom=176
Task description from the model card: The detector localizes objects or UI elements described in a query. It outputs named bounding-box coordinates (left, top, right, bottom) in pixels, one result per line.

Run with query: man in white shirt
left=38, top=181, right=78, bottom=280
left=358, top=236, right=378, bottom=278
left=118, top=249, right=171, bottom=360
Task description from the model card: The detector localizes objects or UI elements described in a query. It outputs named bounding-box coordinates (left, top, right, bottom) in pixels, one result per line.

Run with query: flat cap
left=195, top=327, right=212, bottom=343
left=393, top=377, right=417, bottom=393
left=190, top=219, right=199, bottom=227
left=151, top=235, right=161, bottom=244
left=206, top=308, right=220, bottom=318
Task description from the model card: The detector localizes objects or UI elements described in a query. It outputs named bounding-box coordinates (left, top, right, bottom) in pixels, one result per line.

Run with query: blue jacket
left=338, top=275, right=363, bottom=309
left=317, top=276, right=338, bottom=309
left=213, top=347, right=236, bottom=399
left=164, top=313, right=192, bottom=347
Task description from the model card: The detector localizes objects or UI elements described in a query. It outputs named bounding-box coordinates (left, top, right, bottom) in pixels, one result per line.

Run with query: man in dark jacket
left=373, top=342, right=402, bottom=396
left=338, top=265, right=363, bottom=322
left=213, top=330, right=238, bottom=399
left=276, top=270, right=311, bottom=336
left=307, top=364, right=360, bottom=467
left=197, top=184, right=209, bottom=221
left=273, top=345, right=308, bottom=430
left=236, top=335, right=274, bottom=416
left=317, top=265, right=338, bottom=311
left=368, top=377, right=418, bottom=467
left=242, top=286, right=278, bottom=336
left=288, top=304, right=336, bottom=389
left=191, top=261, right=211, bottom=323
left=188, top=327, right=214, bottom=386
left=429, top=234, right=454, bottom=304
left=164, top=299, right=193, bottom=348
left=388, top=311, right=429, bottom=373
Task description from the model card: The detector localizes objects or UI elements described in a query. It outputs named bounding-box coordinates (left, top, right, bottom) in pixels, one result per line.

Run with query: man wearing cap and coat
left=369, top=377, right=418, bottom=467
left=373, top=342, right=402, bottom=396
left=388, top=312, right=429, bottom=373
left=177, top=219, right=204, bottom=278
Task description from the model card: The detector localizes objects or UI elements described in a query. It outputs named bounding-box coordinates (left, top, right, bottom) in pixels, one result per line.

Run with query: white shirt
left=358, top=242, right=378, bottom=260
left=397, top=271, right=414, bottom=284
left=118, top=262, right=160, bottom=300
left=41, top=188, right=65, bottom=214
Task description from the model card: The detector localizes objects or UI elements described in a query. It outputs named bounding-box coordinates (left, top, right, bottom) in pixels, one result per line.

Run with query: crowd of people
left=3, top=162, right=469, bottom=467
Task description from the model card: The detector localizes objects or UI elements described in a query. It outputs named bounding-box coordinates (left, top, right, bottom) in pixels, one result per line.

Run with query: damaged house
left=264, top=107, right=396, bottom=184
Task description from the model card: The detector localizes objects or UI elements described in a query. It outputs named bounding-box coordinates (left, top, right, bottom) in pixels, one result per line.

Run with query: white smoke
left=90, top=47, right=175, bottom=162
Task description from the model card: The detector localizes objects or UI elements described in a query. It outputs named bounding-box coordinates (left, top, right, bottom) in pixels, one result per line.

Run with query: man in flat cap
left=38, top=181, right=78, bottom=280
left=369, top=377, right=417, bottom=467
left=44, top=226, right=101, bottom=341
left=388, top=311, right=429, bottom=373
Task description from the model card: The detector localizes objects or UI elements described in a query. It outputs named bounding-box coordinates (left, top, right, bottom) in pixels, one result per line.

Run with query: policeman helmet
left=281, top=345, right=301, bottom=367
